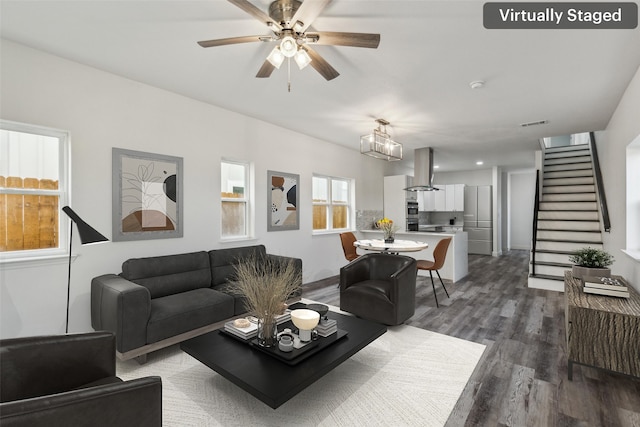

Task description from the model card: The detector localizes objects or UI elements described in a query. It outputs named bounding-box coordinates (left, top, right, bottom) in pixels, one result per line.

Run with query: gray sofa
left=91, top=245, right=302, bottom=362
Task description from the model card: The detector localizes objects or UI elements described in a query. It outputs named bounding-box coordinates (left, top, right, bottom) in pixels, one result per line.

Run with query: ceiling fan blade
left=197, top=35, right=267, bottom=48
left=291, top=0, right=332, bottom=32
left=228, top=0, right=282, bottom=31
left=305, top=47, right=339, bottom=81
left=307, top=31, right=380, bottom=48
left=256, top=60, right=276, bottom=78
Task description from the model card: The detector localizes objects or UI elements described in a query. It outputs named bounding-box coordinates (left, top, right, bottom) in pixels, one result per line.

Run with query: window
left=0, top=120, right=69, bottom=259
left=312, top=175, right=353, bottom=232
left=221, top=159, right=251, bottom=239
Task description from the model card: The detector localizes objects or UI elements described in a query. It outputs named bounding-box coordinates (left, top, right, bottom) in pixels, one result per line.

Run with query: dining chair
left=339, top=232, right=360, bottom=262
left=416, top=237, right=452, bottom=307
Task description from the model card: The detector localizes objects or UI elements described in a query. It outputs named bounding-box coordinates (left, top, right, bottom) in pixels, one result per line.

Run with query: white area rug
left=117, top=325, right=485, bottom=427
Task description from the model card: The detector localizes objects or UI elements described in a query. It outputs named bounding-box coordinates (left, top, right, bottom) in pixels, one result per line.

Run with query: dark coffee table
left=180, top=307, right=386, bottom=409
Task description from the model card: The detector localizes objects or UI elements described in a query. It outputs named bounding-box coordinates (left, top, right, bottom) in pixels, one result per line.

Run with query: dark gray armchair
left=0, top=332, right=162, bottom=427
left=340, top=253, right=418, bottom=325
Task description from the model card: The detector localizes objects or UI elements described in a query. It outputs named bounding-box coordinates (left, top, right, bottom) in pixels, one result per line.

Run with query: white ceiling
left=2, top=0, right=640, bottom=171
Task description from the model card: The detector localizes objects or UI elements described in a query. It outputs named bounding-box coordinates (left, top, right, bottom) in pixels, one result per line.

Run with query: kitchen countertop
left=360, top=229, right=463, bottom=236
left=357, top=229, right=468, bottom=282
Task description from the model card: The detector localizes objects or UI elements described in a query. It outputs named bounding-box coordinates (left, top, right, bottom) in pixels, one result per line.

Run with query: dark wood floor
left=302, top=250, right=640, bottom=427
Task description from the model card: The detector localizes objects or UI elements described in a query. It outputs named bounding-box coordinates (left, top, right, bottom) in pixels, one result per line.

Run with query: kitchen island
left=358, top=230, right=468, bottom=282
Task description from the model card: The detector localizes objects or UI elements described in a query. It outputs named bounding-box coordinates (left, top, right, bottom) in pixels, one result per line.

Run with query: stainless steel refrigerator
left=463, top=185, right=493, bottom=255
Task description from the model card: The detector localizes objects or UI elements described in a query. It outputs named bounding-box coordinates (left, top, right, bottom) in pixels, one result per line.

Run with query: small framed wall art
left=267, top=170, right=299, bottom=231
left=112, top=148, right=183, bottom=241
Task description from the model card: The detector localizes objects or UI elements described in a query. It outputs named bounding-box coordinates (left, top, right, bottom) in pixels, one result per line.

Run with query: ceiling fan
left=197, top=0, right=380, bottom=81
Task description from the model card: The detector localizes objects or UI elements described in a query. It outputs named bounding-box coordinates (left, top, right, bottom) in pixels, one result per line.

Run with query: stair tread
left=531, top=261, right=572, bottom=267
left=542, top=189, right=595, bottom=194
left=537, top=219, right=600, bottom=222
left=545, top=144, right=589, bottom=150
left=538, top=209, right=598, bottom=212
left=536, top=238, right=603, bottom=244
left=533, top=249, right=576, bottom=255
left=544, top=159, right=591, bottom=163
left=542, top=194, right=595, bottom=197
left=542, top=192, right=595, bottom=196
left=538, top=228, right=600, bottom=232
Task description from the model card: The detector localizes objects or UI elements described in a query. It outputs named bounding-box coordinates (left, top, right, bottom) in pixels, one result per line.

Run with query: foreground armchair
left=340, top=253, right=418, bottom=325
left=0, top=332, right=162, bottom=427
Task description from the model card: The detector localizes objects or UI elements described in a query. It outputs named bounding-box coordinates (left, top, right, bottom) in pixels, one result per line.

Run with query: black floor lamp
left=62, top=206, right=109, bottom=333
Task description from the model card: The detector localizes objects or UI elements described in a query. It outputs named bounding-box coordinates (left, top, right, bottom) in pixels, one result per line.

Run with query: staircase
left=528, top=144, right=604, bottom=291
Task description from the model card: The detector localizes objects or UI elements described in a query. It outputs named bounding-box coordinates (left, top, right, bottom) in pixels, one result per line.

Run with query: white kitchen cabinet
left=445, top=185, right=455, bottom=211
left=422, top=184, right=464, bottom=212
left=453, top=184, right=465, bottom=211
left=420, top=188, right=436, bottom=211
left=434, top=185, right=446, bottom=211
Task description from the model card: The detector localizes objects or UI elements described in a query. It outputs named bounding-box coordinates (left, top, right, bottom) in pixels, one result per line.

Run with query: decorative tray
left=220, top=325, right=348, bottom=366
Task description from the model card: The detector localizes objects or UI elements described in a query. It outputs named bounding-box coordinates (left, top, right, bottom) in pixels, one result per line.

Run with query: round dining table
left=354, top=239, right=429, bottom=254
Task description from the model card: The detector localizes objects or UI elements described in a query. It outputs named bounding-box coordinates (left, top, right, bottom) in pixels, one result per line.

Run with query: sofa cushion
left=121, top=251, right=211, bottom=299
left=146, top=288, right=234, bottom=344
left=209, top=245, right=267, bottom=287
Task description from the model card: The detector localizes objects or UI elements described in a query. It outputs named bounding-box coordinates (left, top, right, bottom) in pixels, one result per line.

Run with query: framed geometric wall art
left=112, top=148, right=183, bottom=241
left=267, top=170, right=299, bottom=231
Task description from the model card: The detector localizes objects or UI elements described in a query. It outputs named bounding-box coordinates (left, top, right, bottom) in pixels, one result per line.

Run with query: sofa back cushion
left=121, top=251, right=211, bottom=299
left=209, top=245, right=267, bottom=287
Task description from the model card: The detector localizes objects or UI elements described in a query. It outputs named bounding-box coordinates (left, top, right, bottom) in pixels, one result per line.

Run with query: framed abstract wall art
left=112, top=148, right=183, bottom=241
left=267, top=170, right=299, bottom=231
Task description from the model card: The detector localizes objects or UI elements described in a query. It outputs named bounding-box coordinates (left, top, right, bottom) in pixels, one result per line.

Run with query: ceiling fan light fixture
left=280, top=36, right=297, bottom=58
left=294, top=48, right=312, bottom=69
left=267, top=46, right=285, bottom=69
left=293, top=20, right=304, bottom=32
left=360, top=119, right=402, bottom=161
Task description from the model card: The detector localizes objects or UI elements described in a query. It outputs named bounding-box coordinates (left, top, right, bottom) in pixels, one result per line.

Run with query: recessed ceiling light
left=470, top=80, right=485, bottom=89
left=434, top=165, right=440, bottom=169
left=476, top=161, right=484, bottom=165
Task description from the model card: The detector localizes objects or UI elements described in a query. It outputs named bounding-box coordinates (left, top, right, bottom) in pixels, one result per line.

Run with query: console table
left=564, top=272, right=640, bottom=380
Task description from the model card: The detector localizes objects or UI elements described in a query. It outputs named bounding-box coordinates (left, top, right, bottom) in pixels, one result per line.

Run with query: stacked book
left=315, top=318, right=337, bottom=337
left=583, top=276, right=629, bottom=298
left=224, top=310, right=292, bottom=340
left=224, top=318, right=258, bottom=340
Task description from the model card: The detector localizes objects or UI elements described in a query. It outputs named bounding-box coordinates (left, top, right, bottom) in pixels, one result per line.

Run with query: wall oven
left=407, top=201, right=419, bottom=231
left=407, top=201, right=419, bottom=216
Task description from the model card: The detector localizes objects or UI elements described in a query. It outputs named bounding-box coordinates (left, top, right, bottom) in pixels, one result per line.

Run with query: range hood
left=404, top=147, right=440, bottom=191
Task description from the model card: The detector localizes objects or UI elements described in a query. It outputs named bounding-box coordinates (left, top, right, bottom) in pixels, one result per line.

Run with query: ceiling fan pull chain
left=287, top=57, right=292, bottom=92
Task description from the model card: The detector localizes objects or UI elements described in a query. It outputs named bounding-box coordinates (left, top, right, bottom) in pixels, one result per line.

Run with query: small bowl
left=278, top=335, right=294, bottom=352
left=307, top=303, right=329, bottom=319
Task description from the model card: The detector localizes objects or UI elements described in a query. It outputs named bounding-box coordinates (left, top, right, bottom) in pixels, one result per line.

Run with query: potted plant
left=377, top=217, right=400, bottom=243
left=569, top=247, right=614, bottom=279
left=227, top=255, right=301, bottom=348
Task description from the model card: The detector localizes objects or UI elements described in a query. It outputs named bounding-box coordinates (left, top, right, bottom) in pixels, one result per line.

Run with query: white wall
left=508, top=170, right=536, bottom=250
left=599, top=63, right=640, bottom=293
left=432, top=168, right=493, bottom=186
left=0, top=40, right=386, bottom=338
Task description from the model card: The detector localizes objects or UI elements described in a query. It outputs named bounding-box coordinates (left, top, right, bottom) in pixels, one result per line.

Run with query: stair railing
left=531, top=169, right=541, bottom=275
left=589, top=132, right=611, bottom=232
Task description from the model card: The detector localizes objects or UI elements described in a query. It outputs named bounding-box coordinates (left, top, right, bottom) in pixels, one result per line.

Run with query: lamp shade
left=62, top=206, right=108, bottom=245
left=294, top=48, right=312, bottom=70
left=290, top=309, right=320, bottom=331
left=360, top=119, right=403, bottom=161
left=267, top=46, right=285, bottom=69
left=280, top=36, right=297, bottom=58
